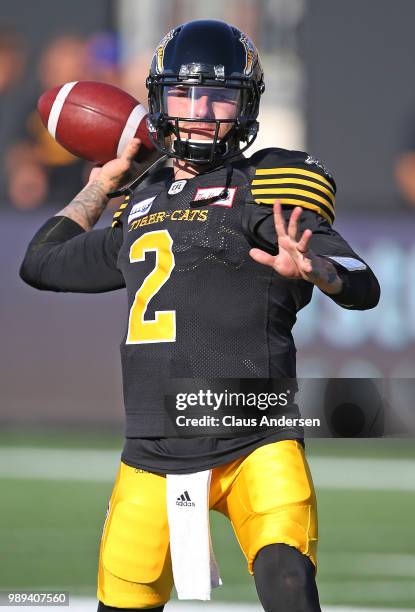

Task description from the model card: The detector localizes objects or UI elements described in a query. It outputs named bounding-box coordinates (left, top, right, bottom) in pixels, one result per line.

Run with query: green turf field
left=1, top=431, right=414, bottom=609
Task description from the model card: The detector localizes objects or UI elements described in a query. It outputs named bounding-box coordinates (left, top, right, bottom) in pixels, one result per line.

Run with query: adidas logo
left=176, top=490, right=195, bottom=507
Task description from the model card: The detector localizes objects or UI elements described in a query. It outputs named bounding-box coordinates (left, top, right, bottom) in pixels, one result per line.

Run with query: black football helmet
left=146, top=19, right=265, bottom=166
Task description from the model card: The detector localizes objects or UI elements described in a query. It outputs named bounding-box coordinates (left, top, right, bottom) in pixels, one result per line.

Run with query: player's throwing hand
left=88, top=138, right=141, bottom=192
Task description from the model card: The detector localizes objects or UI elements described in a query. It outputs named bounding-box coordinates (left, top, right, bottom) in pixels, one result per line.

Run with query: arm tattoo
left=54, top=179, right=110, bottom=231
left=310, top=256, right=343, bottom=294
left=326, top=268, right=338, bottom=284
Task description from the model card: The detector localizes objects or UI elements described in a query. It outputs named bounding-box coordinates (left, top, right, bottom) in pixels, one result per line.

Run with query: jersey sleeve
left=249, top=147, right=336, bottom=225
left=243, top=149, right=380, bottom=310
left=19, top=215, right=125, bottom=293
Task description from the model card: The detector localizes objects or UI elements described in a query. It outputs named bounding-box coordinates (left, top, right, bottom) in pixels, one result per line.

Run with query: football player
left=20, top=20, right=380, bottom=612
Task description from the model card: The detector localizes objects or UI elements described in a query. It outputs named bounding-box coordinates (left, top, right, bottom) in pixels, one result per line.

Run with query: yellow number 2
left=126, top=229, right=176, bottom=344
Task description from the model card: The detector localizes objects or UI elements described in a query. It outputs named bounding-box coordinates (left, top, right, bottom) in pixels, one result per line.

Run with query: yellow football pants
left=97, top=439, right=318, bottom=609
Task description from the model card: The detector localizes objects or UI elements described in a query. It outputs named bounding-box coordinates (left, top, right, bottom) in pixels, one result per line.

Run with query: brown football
left=37, top=81, right=155, bottom=164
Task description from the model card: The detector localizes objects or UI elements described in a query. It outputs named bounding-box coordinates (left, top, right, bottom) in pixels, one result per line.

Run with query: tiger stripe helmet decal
left=155, top=28, right=175, bottom=74
left=239, top=33, right=257, bottom=76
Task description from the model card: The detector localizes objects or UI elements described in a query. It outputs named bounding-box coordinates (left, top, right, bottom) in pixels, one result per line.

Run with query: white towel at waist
left=166, top=470, right=222, bottom=600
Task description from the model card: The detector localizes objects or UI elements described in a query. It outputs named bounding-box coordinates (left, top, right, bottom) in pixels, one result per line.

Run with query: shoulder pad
left=111, top=195, right=130, bottom=228
left=248, top=147, right=336, bottom=225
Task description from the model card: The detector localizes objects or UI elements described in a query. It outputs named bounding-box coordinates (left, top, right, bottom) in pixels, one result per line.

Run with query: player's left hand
left=249, top=200, right=331, bottom=284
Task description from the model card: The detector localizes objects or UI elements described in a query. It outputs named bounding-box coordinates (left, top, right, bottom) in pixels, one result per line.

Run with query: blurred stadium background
left=1, top=0, right=415, bottom=610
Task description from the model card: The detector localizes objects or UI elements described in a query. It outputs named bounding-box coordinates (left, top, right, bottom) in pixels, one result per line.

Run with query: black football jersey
left=115, top=159, right=309, bottom=435
left=20, top=147, right=380, bottom=471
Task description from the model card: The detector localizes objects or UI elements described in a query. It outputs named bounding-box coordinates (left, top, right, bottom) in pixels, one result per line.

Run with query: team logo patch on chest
left=128, top=196, right=157, bottom=223
left=193, top=186, right=237, bottom=207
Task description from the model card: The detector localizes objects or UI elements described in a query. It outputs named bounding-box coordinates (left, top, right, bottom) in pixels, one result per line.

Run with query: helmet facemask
left=147, top=52, right=264, bottom=166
